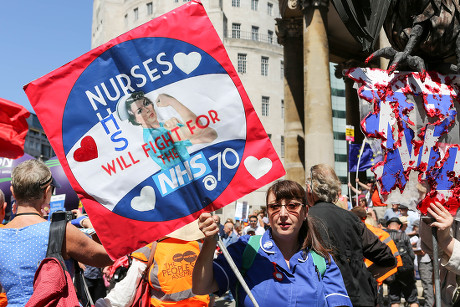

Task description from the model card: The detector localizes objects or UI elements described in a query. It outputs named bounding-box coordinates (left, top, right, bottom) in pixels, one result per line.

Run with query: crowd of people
left=1, top=159, right=460, bottom=306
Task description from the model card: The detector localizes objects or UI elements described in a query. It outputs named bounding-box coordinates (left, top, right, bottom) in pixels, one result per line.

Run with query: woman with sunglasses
left=116, top=91, right=217, bottom=170
left=0, top=160, right=113, bottom=306
left=192, top=180, right=352, bottom=306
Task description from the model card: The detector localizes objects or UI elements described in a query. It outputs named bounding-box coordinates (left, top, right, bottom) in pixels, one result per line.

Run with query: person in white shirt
left=242, top=215, right=265, bottom=235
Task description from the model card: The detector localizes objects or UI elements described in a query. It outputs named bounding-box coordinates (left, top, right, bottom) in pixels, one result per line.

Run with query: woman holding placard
left=192, top=180, right=352, bottom=307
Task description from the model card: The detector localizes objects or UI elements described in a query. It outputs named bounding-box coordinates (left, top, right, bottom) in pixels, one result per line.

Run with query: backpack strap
left=140, top=240, right=158, bottom=288
left=46, top=211, right=71, bottom=270
left=235, top=235, right=261, bottom=306
left=310, top=250, right=326, bottom=279
left=147, top=241, right=157, bottom=269
left=241, top=235, right=261, bottom=275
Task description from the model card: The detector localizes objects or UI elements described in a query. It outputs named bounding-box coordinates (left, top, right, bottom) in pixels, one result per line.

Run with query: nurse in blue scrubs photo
left=116, top=91, right=217, bottom=170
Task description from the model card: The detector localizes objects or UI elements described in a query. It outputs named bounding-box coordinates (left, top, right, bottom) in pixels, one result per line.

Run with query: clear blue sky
left=0, top=1, right=93, bottom=113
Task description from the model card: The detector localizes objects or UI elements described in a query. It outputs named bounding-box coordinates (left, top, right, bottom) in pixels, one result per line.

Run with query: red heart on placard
left=74, top=136, right=98, bottom=162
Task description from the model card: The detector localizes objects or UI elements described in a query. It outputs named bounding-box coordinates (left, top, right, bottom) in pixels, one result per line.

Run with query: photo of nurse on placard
left=116, top=91, right=217, bottom=170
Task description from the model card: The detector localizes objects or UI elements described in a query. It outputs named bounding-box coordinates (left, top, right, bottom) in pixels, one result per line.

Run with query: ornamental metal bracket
left=300, top=0, right=329, bottom=10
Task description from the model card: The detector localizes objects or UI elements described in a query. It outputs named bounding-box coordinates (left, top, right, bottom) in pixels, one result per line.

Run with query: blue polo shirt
left=213, top=230, right=352, bottom=307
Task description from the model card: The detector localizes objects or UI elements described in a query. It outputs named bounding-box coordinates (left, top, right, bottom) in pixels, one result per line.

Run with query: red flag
left=0, top=98, right=30, bottom=159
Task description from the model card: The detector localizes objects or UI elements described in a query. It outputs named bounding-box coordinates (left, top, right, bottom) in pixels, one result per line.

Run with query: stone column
left=276, top=17, right=305, bottom=183
left=302, top=0, right=334, bottom=174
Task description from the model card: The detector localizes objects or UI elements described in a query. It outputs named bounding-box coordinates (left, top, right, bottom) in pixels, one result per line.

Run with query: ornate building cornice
left=287, top=0, right=299, bottom=10
left=275, top=17, right=303, bottom=45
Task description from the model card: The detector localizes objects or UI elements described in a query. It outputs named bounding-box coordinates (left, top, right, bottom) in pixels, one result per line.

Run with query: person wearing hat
left=387, top=217, right=403, bottom=227
left=245, top=227, right=256, bottom=236
left=399, top=216, right=409, bottom=232
left=399, top=204, right=420, bottom=236
left=116, top=91, right=217, bottom=170
left=386, top=217, right=419, bottom=307
left=0, top=159, right=113, bottom=306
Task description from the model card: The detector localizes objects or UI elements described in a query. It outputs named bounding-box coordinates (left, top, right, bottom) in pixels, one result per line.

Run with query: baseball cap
left=387, top=217, right=402, bottom=225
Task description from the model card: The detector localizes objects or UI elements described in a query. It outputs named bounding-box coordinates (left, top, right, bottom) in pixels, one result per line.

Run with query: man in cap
left=245, top=227, right=256, bottom=236
left=386, top=217, right=419, bottom=307
left=399, top=204, right=420, bottom=236
left=399, top=216, right=408, bottom=233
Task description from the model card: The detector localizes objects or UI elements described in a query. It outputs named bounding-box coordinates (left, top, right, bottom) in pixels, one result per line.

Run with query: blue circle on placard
left=62, top=37, right=245, bottom=222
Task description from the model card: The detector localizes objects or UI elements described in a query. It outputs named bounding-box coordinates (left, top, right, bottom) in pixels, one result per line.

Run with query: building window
left=262, top=96, right=270, bottom=116
left=175, top=0, right=178, bottom=2
left=331, top=87, right=346, bottom=96
left=251, top=0, right=259, bottom=10
left=281, top=136, right=285, bottom=158
left=133, top=8, right=139, bottom=20
left=280, top=60, right=284, bottom=78
left=261, top=56, right=269, bottom=76
left=232, top=23, right=241, bottom=38
left=267, top=30, right=273, bottom=44
left=147, top=2, right=153, bottom=15
left=252, top=26, right=259, bottom=41
left=267, top=2, right=273, bottom=15
left=232, top=0, right=240, bottom=7
left=281, top=99, right=284, bottom=118
left=237, top=54, right=247, bottom=73
left=268, top=133, right=272, bottom=139
left=124, top=14, right=128, bottom=27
